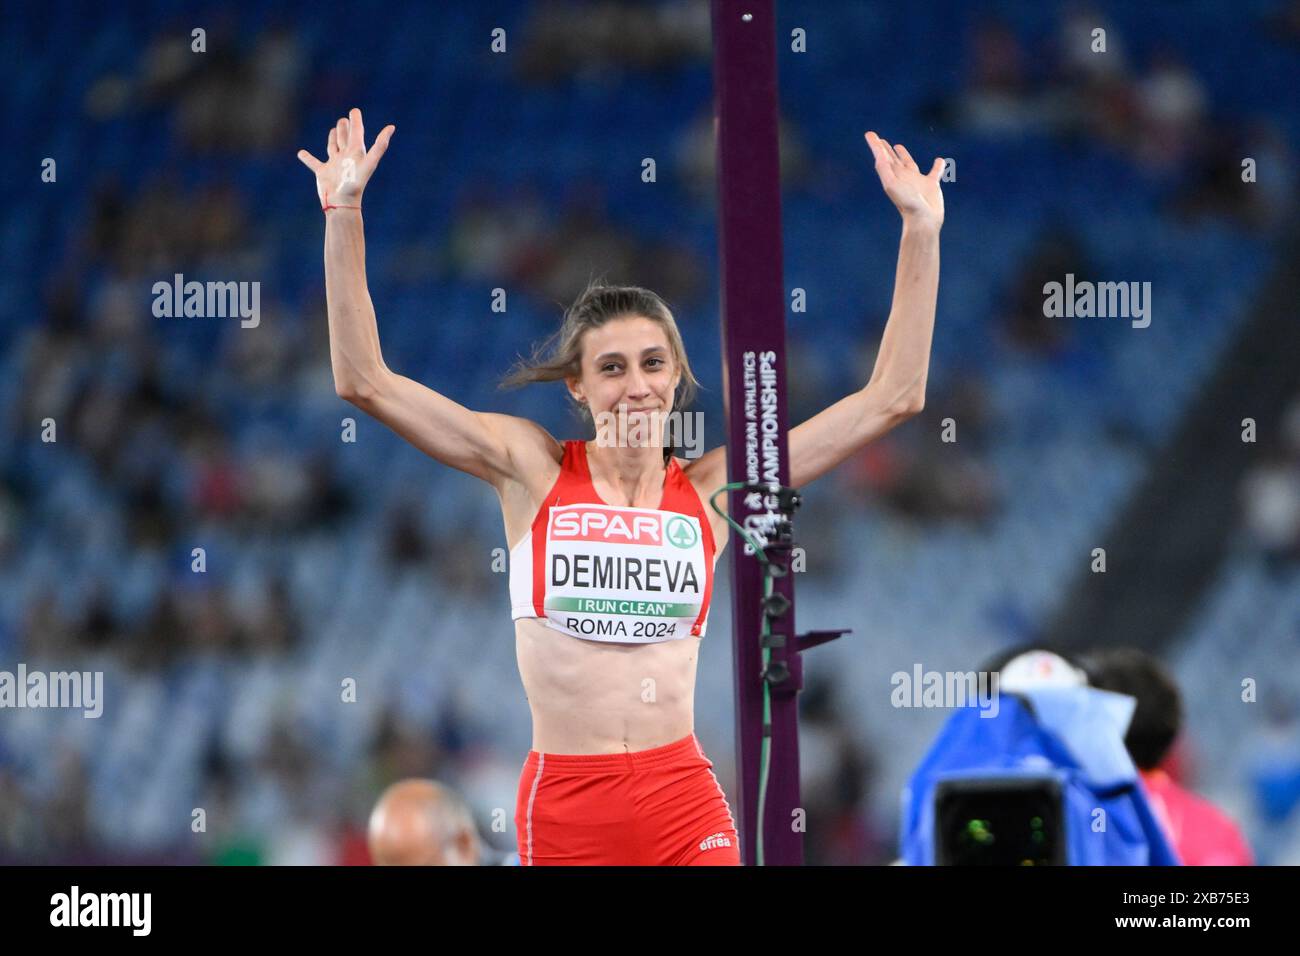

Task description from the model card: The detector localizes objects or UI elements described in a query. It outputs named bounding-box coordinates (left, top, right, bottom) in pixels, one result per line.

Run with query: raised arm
left=297, top=108, right=555, bottom=487
left=783, top=130, right=943, bottom=489
left=685, top=132, right=942, bottom=502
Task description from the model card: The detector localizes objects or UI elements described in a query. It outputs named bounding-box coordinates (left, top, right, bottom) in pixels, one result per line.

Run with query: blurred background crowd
left=2, top=0, right=1299, bottom=864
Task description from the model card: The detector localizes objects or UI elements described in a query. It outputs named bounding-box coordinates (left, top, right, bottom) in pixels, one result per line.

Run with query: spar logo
left=551, top=506, right=664, bottom=545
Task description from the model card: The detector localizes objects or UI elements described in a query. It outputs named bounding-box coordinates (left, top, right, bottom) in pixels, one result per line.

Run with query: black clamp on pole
left=748, top=482, right=801, bottom=689
left=760, top=590, right=790, bottom=686
left=744, top=482, right=852, bottom=666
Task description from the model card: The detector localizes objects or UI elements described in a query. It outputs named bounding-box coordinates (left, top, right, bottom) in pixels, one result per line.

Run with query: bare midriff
left=514, top=615, right=701, bottom=754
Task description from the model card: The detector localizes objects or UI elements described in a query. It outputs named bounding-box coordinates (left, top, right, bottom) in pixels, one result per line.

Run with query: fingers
left=297, top=149, right=324, bottom=174
left=367, top=124, right=395, bottom=165
left=867, top=132, right=942, bottom=180
left=865, top=130, right=897, bottom=169
left=864, top=131, right=884, bottom=164
left=350, top=107, right=365, bottom=151
left=322, top=111, right=392, bottom=169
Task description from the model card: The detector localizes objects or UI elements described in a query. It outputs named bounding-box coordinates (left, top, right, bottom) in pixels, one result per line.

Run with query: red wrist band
left=322, top=189, right=361, bottom=213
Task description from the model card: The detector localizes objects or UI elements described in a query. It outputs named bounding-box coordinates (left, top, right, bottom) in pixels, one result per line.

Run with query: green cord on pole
left=710, top=483, right=778, bottom=867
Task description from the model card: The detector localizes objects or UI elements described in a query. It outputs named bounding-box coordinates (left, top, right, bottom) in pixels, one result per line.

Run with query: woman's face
left=571, top=316, right=680, bottom=442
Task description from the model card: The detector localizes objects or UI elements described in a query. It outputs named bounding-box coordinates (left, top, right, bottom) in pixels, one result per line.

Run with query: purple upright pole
left=711, top=0, right=803, bottom=866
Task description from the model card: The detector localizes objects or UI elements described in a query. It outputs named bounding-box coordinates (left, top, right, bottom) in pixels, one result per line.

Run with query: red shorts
left=515, top=732, right=741, bottom=866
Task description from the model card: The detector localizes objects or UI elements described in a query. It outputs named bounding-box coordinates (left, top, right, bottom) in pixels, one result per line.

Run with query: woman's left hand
left=865, top=131, right=944, bottom=230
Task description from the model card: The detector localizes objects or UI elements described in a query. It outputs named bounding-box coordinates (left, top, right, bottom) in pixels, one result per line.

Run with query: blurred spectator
left=840, top=373, right=1000, bottom=524
left=516, top=0, right=710, bottom=86
left=43, top=750, right=92, bottom=853
left=185, top=429, right=244, bottom=522
left=241, top=448, right=313, bottom=533
left=1267, top=0, right=1300, bottom=45
left=185, top=583, right=244, bottom=656
left=444, top=182, right=706, bottom=309
left=372, top=709, right=446, bottom=786
left=240, top=574, right=301, bottom=656
left=1083, top=647, right=1254, bottom=865
left=77, top=582, right=119, bottom=652
left=134, top=586, right=187, bottom=669
left=675, top=107, right=814, bottom=202
left=367, top=779, right=483, bottom=865
left=937, top=4, right=1229, bottom=192
left=0, top=748, right=101, bottom=862
left=1131, top=50, right=1207, bottom=171
left=0, top=480, right=19, bottom=568
left=799, top=676, right=887, bottom=864
left=20, top=590, right=75, bottom=661
left=1240, top=448, right=1300, bottom=570
left=300, top=452, right=354, bottom=529
left=947, top=17, right=1040, bottom=134
left=81, top=175, right=253, bottom=278
left=384, top=498, right=434, bottom=570
left=1002, top=222, right=1091, bottom=353
left=226, top=303, right=304, bottom=390
left=0, top=766, right=42, bottom=858
left=446, top=182, right=550, bottom=283
left=1056, top=4, right=1129, bottom=86
left=152, top=20, right=302, bottom=155
left=1239, top=395, right=1300, bottom=573
left=1171, top=118, right=1296, bottom=230
left=1243, top=697, right=1300, bottom=864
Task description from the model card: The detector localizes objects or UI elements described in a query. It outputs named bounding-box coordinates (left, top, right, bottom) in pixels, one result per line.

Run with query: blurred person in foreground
left=368, top=779, right=516, bottom=866
left=902, top=646, right=1180, bottom=865
left=1083, top=647, right=1254, bottom=866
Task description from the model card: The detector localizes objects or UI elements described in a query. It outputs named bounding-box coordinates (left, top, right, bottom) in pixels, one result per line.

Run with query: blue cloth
left=902, top=689, right=1181, bottom=865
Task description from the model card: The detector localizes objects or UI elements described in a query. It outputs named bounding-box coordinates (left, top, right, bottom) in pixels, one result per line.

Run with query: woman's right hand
left=297, top=107, right=395, bottom=210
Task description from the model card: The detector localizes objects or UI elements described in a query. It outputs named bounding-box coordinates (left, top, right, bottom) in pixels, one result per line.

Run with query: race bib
left=543, top=503, right=708, bottom=643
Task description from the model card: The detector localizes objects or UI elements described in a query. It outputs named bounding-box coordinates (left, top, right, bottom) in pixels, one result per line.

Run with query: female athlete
left=298, top=108, right=943, bottom=865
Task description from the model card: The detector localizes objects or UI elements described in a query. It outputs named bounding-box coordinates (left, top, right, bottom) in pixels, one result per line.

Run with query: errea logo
left=699, top=832, right=733, bottom=852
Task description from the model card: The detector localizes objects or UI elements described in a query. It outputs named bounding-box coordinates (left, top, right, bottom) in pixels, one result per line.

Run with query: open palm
left=865, top=130, right=944, bottom=229
left=297, top=107, right=395, bottom=209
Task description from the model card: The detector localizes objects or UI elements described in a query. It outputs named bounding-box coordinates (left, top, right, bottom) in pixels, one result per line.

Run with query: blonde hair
left=500, top=279, right=701, bottom=428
